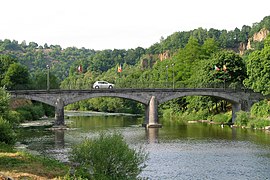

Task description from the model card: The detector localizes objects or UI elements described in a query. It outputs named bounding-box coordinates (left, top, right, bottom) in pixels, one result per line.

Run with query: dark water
left=17, top=113, right=270, bottom=179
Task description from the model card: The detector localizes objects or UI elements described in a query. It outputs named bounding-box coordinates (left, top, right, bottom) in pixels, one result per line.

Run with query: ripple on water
left=140, top=140, right=270, bottom=179
left=18, top=117, right=270, bottom=179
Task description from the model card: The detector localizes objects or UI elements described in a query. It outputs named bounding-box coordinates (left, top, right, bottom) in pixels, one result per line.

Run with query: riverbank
left=162, top=108, right=270, bottom=132
left=0, top=143, right=69, bottom=180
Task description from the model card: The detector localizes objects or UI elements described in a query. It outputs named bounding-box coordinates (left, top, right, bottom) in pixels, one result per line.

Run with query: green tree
left=2, top=63, right=30, bottom=90
left=0, top=87, right=10, bottom=119
left=173, top=36, right=202, bottom=82
left=0, top=87, right=16, bottom=144
left=244, top=36, right=270, bottom=95
left=0, top=55, right=17, bottom=85
left=31, top=69, right=60, bottom=90
left=200, top=50, right=246, bottom=87
left=201, top=38, right=219, bottom=58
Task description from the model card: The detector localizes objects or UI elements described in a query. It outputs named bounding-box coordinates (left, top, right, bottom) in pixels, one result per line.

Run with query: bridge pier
left=231, top=100, right=254, bottom=123
left=144, top=96, right=162, bottom=128
left=54, top=98, right=65, bottom=127
left=231, top=103, right=241, bottom=123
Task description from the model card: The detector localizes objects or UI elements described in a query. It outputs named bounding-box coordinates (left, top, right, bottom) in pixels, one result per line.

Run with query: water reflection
left=54, top=130, right=65, bottom=149
left=17, top=115, right=270, bottom=179
left=145, top=128, right=159, bottom=144
left=231, top=126, right=237, bottom=140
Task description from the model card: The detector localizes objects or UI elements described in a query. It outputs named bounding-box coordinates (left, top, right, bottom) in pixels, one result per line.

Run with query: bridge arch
left=12, top=95, right=56, bottom=107
left=65, top=93, right=149, bottom=105
left=159, top=91, right=241, bottom=104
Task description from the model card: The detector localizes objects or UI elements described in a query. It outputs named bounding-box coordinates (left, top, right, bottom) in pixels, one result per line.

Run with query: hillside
left=0, top=15, right=269, bottom=82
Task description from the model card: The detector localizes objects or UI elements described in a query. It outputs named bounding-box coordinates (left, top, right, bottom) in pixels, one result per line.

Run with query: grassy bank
left=162, top=109, right=232, bottom=124
left=161, top=108, right=270, bottom=129
left=0, top=143, right=69, bottom=180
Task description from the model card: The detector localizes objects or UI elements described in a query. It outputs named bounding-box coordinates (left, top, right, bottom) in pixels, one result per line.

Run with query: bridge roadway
left=9, top=88, right=265, bottom=127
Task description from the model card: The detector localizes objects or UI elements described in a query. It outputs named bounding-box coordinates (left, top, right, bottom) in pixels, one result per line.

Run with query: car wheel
left=95, top=86, right=99, bottom=89
left=108, top=85, right=113, bottom=89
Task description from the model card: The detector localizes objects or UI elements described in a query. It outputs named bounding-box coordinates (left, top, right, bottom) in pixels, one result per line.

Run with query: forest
left=0, top=15, right=270, bottom=128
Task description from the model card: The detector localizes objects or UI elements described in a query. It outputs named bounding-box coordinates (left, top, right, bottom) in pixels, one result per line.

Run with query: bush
left=70, top=132, right=148, bottom=179
left=31, top=105, right=45, bottom=120
left=251, top=100, right=270, bottom=118
left=16, top=104, right=45, bottom=121
left=235, top=111, right=250, bottom=126
left=43, top=104, right=55, bottom=117
left=0, top=117, right=16, bottom=145
left=211, top=112, right=231, bottom=123
left=247, top=118, right=270, bottom=129
left=17, top=109, right=33, bottom=121
left=0, top=86, right=10, bottom=120
left=6, top=110, right=21, bottom=125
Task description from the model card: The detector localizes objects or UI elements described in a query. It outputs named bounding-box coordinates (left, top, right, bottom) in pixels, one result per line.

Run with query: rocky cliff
left=239, top=28, right=269, bottom=55
left=158, top=50, right=170, bottom=61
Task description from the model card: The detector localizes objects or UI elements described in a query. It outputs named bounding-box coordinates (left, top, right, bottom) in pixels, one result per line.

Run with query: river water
left=17, top=112, right=270, bottom=179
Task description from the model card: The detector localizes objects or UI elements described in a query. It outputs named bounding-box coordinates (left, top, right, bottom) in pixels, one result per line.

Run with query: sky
left=1, top=0, right=270, bottom=50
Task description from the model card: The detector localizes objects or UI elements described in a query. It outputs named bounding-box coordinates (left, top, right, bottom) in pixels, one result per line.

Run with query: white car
left=93, top=81, right=114, bottom=89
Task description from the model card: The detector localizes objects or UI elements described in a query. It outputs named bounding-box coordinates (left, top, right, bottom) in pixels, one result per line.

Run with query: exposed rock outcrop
left=239, top=28, right=269, bottom=55
left=253, top=28, right=269, bottom=41
left=158, top=50, right=170, bottom=61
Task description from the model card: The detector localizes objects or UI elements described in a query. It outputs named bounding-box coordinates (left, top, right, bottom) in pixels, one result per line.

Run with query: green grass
left=0, top=142, right=69, bottom=179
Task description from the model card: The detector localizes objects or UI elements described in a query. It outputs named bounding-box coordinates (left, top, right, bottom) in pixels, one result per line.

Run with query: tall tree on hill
left=0, top=55, right=17, bottom=85
left=2, top=63, right=30, bottom=90
left=173, top=36, right=202, bottom=82
left=197, top=50, right=246, bottom=88
left=244, top=35, right=270, bottom=95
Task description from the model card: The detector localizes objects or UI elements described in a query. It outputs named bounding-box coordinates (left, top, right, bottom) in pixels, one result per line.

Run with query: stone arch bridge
left=9, top=88, right=265, bottom=127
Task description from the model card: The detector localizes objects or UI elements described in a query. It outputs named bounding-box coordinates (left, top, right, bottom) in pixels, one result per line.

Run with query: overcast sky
left=1, top=0, right=270, bottom=50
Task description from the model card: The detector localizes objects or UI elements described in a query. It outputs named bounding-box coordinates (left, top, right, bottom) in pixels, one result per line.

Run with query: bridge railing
left=113, top=81, right=247, bottom=90
left=8, top=81, right=250, bottom=91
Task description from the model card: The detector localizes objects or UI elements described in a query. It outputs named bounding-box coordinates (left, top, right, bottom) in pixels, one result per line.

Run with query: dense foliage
left=0, top=87, right=16, bottom=144
left=244, top=35, right=270, bottom=95
left=0, top=15, right=269, bottom=125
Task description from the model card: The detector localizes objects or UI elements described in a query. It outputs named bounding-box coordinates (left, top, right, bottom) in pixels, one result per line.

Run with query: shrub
left=0, top=117, right=16, bottom=145
left=17, top=109, right=33, bottom=121
left=235, top=111, right=250, bottom=126
left=247, top=118, right=270, bottom=129
left=251, top=100, right=270, bottom=118
left=16, top=104, right=45, bottom=121
left=31, top=105, right=45, bottom=120
left=70, top=132, right=148, bottom=179
left=211, top=112, right=231, bottom=123
left=0, top=86, right=10, bottom=119
left=43, top=104, right=55, bottom=117
left=6, top=110, right=21, bottom=125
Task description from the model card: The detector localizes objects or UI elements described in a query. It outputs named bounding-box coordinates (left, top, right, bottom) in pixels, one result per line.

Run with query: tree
left=173, top=36, right=202, bottom=82
left=2, top=63, right=30, bottom=90
left=244, top=36, right=270, bottom=95
left=201, top=38, right=219, bottom=58
left=239, top=25, right=251, bottom=43
left=31, top=69, right=60, bottom=90
left=0, top=55, right=17, bottom=85
left=0, top=87, right=10, bottom=118
left=208, top=28, right=221, bottom=40
left=0, top=87, right=16, bottom=144
left=197, top=50, right=246, bottom=88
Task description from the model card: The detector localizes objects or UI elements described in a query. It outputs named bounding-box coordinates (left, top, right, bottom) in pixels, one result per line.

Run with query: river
left=17, top=112, right=270, bottom=179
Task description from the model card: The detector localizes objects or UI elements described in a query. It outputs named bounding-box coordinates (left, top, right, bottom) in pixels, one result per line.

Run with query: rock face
left=253, top=28, right=269, bottom=42
left=238, top=42, right=246, bottom=55
left=158, top=50, right=170, bottom=61
left=239, top=28, right=269, bottom=55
